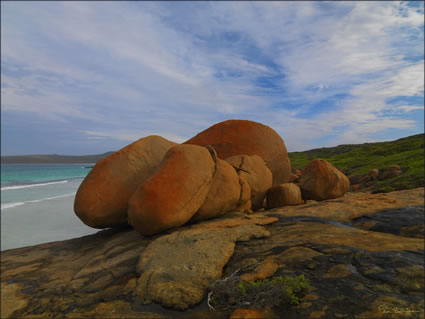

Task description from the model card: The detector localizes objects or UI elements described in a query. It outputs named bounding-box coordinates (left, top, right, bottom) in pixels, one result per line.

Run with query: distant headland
left=1, top=152, right=114, bottom=164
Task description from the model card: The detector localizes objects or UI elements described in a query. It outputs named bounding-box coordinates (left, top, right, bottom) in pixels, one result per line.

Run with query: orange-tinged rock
left=191, top=157, right=251, bottom=222
left=134, top=213, right=273, bottom=310
left=299, top=159, right=350, bottom=201
left=266, top=183, right=303, bottom=208
left=230, top=309, right=265, bottom=319
left=184, top=120, right=291, bottom=186
left=270, top=187, right=424, bottom=222
left=350, top=184, right=361, bottom=191
left=128, top=144, right=215, bottom=235
left=289, top=173, right=299, bottom=182
left=380, top=169, right=403, bottom=179
left=74, top=136, right=176, bottom=228
left=368, top=168, right=379, bottom=178
left=240, top=256, right=279, bottom=282
left=226, top=155, right=272, bottom=211
left=238, top=176, right=253, bottom=212
left=1, top=282, right=29, bottom=319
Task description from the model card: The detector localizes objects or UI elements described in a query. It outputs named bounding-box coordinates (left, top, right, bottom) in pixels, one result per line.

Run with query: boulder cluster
left=349, top=165, right=403, bottom=191
left=74, top=120, right=350, bottom=235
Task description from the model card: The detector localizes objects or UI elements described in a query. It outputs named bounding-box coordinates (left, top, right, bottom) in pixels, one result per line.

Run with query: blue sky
left=1, top=1, right=424, bottom=155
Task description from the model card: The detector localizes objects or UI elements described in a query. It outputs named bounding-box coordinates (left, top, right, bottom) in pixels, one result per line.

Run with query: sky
left=1, top=1, right=424, bottom=155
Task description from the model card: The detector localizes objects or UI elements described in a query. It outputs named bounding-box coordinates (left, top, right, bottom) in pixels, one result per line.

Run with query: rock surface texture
left=230, top=309, right=266, bottom=319
left=191, top=156, right=251, bottom=222
left=74, top=136, right=176, bottom=228
left=184, top=120, right=291, bottom=186
left=128, top=144, right=216, bottom=235
left=299, top=159, right=350, bottom=201
left=2, top=188, right=423, bottom=319
left=134, top=214, right=276, bottom=310
left=266, top=183, right=303, bottom=208
left=225, top=154, right=273, bottom=211
left=352, top=206, right=424, bottom=238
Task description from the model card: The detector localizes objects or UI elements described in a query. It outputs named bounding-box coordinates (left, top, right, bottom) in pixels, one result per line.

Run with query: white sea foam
left=1, top=193, right=75, bottom=211
left=1, top=180, right=70, bottom=191
left=1, top=202, right=25, bottom=209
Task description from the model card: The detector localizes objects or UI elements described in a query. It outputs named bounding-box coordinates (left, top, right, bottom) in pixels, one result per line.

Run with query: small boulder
left=379, top=166, right=403, bottom=179
left=368, top=168, right=379, bottom=179
left=128, top=144, right=215, bottom=235
left=381, top=170, right=403, bottom=179
left=266, top=183, right=303, bottom=208
left=184, top=120, right=291, bottom=186
left=299, top=159, right=350, bottom=201
left=74, top=136, right=176, bottom=228
left=190, top=154, right=251, bottom=222
left=349, top=174, right=370, bottom=185
left=350, top=184, right=362, bottom=191
left=226, top=155, right=273, bottom=211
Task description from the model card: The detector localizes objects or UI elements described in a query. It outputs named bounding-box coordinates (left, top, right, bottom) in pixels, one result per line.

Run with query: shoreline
left=1, top=192, right=98, bottom=251
left=2, top=187, right=424, bottom=252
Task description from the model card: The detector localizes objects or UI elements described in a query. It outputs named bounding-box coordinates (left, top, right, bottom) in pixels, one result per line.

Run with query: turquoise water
left=1, top=164, right=92, bottom=208
left=1, top=163, right=91, bottom=188
left=1, top=164, right=98, bottom=250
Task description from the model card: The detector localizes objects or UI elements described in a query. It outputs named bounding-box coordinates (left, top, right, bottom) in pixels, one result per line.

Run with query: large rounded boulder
left=190, top=154, right=251, bottom=222
left=184, top=120, right=291, bottom=186
left=74, top=136, right=176, bottom=228
left=298, top=159, right=350, bottom=201
left=225, top=154, right=272, bottom=211
left=128, top=144, right=216, bottom=235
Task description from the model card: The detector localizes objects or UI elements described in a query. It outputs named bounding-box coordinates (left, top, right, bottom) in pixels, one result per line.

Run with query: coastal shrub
left=372, top=185, right=394, bottom=193
left=289, top=133, right=424, bottom=193
left=236, top=275, right=309, bottom=305
left=208, top=271, right=310, bottom=311
left=372, top=174, right=424, bottom=193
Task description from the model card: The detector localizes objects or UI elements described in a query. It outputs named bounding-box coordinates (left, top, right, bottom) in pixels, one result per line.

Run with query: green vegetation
left=236, top=274, right=310, bottom=305
left=208, top=272, right=310, bottom=311
left=289, top=133, right=424, bottom=192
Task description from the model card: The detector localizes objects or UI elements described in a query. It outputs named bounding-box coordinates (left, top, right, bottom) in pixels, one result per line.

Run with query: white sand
left=1, top=195, right=98, bottom=251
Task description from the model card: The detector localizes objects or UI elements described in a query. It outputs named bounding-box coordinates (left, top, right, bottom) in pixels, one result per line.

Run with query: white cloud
left=395, top=105, right=424, bottom=112
left=84, top=130, right=185, bottom=144
left=1, top=1, right=423, bottom=153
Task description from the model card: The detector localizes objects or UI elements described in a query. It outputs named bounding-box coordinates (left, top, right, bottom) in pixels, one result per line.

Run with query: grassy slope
left=288, top=133, right=424, bottom=192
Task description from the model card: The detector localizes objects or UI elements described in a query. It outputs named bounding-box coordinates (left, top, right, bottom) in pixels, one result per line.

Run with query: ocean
left=1, top=164, right=99, bottom=251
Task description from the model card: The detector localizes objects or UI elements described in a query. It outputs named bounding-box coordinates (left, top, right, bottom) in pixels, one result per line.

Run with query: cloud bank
left=1, top=1, right=424, bottom=154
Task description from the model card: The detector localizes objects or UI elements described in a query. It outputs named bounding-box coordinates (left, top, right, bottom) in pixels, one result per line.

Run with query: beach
left=1, top=164, right=98, bottom=250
